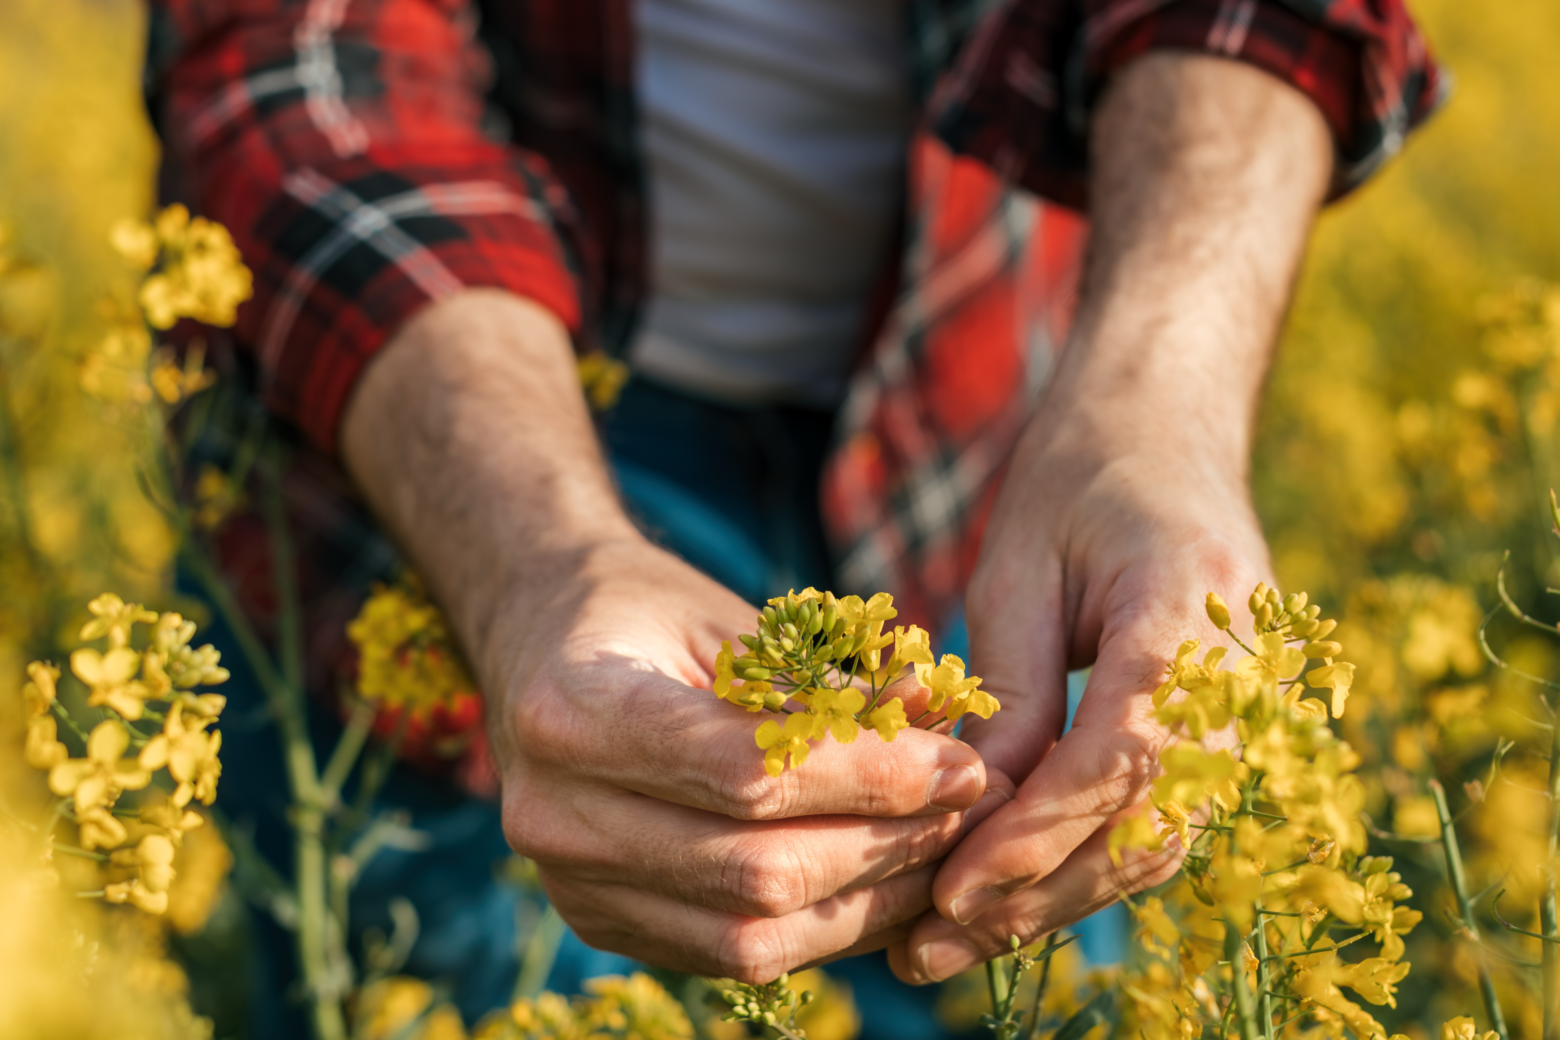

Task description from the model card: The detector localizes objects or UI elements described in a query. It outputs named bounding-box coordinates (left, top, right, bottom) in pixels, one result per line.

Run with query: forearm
left=339, top=290, right=638, bottom=680
left=1038, top=52, right=1332, bottom=477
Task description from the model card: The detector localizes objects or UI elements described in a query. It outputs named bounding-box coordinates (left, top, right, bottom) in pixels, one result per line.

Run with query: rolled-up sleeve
left=147, top=0, right=584, bottom=452
left=933, top=0, right=1445, bottom=208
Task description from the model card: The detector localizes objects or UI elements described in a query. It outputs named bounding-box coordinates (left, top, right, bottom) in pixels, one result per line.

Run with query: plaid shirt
left=147, top=0, right=1439, bottom=765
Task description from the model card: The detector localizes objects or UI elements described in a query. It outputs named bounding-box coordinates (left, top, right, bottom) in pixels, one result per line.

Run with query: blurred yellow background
left=3, top=0, right=1560, bottom=1037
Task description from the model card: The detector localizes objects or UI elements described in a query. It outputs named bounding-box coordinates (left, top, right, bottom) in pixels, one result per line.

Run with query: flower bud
left=1281, top=592, right=1300, bottom=614
left=1248, top=587, right=1266, bottom=614
left=739, top=633, right=759, bottom=651
left=782, top=622, right=799, bottom=640
left=740, top=666, right=773, bottom=681
left=1290, top=618, right=1319, bottom=638
left=1205, top=593, right=1231, bottom=631
left=1302, top=640, right=1342, bottom=659
left=821, top=604, right=837, bottom=633
left=762, top=605, right=778, bottom=626
left=1265, top=587, right=1281, bottom=607
left=1313, top=618, right=1337, bottom=639
left=807, top=611, right=823, bottom=636
left=780, top=637, right=795, bottom=652
left=1254, top=602, right=1274, bottom=630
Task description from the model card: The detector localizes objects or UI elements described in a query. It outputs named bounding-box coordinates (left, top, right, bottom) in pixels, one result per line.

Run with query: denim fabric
left=209, top=376, right=1119, bottom=1039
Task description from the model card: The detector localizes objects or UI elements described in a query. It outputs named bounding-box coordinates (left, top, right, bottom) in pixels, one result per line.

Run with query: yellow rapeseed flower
left=756, top=712, right=818, bottom=776
left=47, top=720, right=152, bottom=820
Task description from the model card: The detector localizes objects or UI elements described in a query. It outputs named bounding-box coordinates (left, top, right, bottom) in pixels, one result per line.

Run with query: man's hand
left=341, top=291, right=1006, bottom=980
left=889, top=53, right=1333, bottom=983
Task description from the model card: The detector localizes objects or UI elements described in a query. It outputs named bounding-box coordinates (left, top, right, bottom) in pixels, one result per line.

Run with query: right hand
left=343, top=291, right=1004, bottom=979
left=478, top=533, right=1008, bottom=981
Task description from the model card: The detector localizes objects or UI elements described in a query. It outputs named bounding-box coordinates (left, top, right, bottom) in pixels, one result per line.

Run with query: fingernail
left=927, top=765, right=981, bottom=811
left=948, top=886, right=1003, bottom=926
left=916, top=937, right=981, bottom=983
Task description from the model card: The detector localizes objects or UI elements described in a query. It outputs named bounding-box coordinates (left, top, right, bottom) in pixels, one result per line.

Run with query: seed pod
left=1302, top=640, right=1342, bottom=659
left=1205, top=592, right=1232, bottom=631
left=1313, top=618, right=1337, bottom=639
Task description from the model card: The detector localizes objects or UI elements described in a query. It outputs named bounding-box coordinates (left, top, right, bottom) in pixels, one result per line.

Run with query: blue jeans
left=210, top=376, right=1119, bottom=1039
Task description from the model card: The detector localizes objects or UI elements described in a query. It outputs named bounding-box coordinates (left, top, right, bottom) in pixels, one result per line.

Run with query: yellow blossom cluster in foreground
left=713, top=588, right=997, bottom=775
left=21, top=593, right=228, bottom=916
left=1112, top=584, right=1430, bottom=1040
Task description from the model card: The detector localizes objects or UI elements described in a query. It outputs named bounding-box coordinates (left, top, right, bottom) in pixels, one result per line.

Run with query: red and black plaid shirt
left=147, top=0, right=1440, bottom=765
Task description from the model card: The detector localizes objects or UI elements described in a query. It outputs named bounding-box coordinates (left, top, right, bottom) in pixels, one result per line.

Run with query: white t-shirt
left=629, top=0, right=912, bottom=407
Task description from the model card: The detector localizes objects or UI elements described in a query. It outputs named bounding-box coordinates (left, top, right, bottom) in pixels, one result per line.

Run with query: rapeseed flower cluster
left=21, top=593, right=228, bottom=916
left=475, top=973, right=693, bottom=1040
left=1112, top=583, right=1429, bottom=1040
left=347, top=579, right=477, bottom=719
left=712, top=588, right=997, bottom=775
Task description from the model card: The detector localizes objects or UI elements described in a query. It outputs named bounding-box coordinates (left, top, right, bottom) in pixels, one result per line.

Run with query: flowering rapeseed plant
left=18, top=593, right=228, bottom=917
left=1112, top=583, right=1429, bottom=1040
left=713, top=587, right=997, bottom=775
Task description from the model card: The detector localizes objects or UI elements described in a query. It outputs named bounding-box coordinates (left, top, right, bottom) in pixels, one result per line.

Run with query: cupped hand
left=887, top=406, right=1272, bottom=984
left=481, top=536, right=1010, bottom=982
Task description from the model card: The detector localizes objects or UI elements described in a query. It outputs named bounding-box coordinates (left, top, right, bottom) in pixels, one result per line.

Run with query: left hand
left=881, top=50, right=1332, bottom=983
left=887, top=396, right=1271, bottom=983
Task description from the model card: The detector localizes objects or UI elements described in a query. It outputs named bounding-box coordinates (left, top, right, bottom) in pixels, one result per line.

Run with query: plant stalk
left=1543, top=708, right=1560, bottom=1040
left=1431, top=779, right=1509, bottom=1040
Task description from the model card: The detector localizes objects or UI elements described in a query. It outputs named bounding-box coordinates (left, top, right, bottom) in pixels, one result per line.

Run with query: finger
left=929, top=556, right=1252, bottom=928
left=889, top=817, right=1183, bottom=984
left=539, top=864, right=939, bottom=983
left=958, top=554, right=1069, bottom=785
left=505, top=776, right=1014, bottom=917
left=517, top=664, right=989, bottom=820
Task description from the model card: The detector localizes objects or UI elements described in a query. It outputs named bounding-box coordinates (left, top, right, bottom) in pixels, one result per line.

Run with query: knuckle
left=1094, top=725, right=1166, bottom=809
left=511, top=687, right=580, bottom=764
left=717, top=919, right=793, bottom=985
left=714, top=757, right=795, bottom=822
left=499, top=787, right=562, bottom=862
left=1116, top=843, right=1185, bottom=894
left=902, top=816, right=960, bottom=871
left=726, top=835, right=808, bottom=918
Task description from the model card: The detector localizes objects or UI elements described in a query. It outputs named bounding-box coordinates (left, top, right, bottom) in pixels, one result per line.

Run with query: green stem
left=1021, top=933, right=1060, bottom=1040
left=515, top=904, right=567, bottom=1002
left=259, top=453, right=347, bottom=1040
left=1224, top=920, right=1261, bottom=1040
left=1227, top=784, right=1261, bottom=1040
left=320, top=701, right=377, bottom=809
left=1543, top=709, right=1560, bottom=1040
left=1254, top=912, right=1276, bottom=1040
left=1431, top=779, right=1509, bottom=1040
left=52, top=841, right=109, bottom=863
